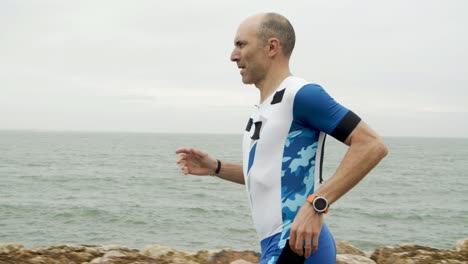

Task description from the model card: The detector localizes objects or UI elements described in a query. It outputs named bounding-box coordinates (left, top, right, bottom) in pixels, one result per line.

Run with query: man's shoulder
left=280, top=77, right=332, bottom=108
left=284, top=76, right=325, bottom=94
left=289, top=82, right=327, bottom=101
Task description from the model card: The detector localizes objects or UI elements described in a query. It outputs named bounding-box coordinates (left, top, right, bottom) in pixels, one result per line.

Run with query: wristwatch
left=307, top=195, right=329, bottom=214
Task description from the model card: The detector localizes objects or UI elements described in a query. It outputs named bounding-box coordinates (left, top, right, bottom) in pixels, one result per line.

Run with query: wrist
left=306, top=195, right=329, bottom=214
left=211, top=159, right=221, bottom=176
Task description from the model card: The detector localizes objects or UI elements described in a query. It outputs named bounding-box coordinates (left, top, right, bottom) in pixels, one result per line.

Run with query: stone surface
left=336, top=254, right=376, bottom=264
left=336, top=240, right=366, bottom=256
left=230, top=260, right=256, bottom=264
left=141, top=244, right=184, bottom=259
left=0, top=239, right=467, bottom=264
left=207, top=250, right=260, bottom=264
left=370, top=242, right=468, bottom=264
left=0, top=243, right=260, bottom=264
left=455, top=239, right=468, bottom=253
left=0, top=244, right=24, bottom=255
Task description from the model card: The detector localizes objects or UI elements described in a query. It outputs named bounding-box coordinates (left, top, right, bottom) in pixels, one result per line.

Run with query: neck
left=256, top=66, right=291, bottom=104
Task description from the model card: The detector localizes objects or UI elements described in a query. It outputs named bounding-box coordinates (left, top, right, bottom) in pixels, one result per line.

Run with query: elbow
left=374, top=138, right=388, bottom=160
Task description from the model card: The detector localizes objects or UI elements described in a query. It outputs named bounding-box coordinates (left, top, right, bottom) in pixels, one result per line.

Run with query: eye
left=235, top=41, right=246, bottom=48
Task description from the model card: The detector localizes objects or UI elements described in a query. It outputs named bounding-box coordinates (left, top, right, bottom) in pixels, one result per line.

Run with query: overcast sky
left=1, top=0, right=467, bottom=137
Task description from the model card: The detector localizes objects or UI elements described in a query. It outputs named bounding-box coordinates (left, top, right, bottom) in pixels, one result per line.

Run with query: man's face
left=230, top=19, right=269, bottom=85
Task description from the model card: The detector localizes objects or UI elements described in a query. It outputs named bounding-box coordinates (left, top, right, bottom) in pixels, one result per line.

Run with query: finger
left=175, top=148, right=190, bottom=154
left=312, top=231, right=320, bottom=253
left=177, top=154, right=188, bottom=164
left=188, top=148, right=194, bottom=156
left=188, top=148, right=206, bottom=157
left=182, top=166, right=189, bottom=175
left=178, top=160, right=187, bottom=168
left=289, top=229, right=296, bottom=251
left=304, top=233, right=313, bottom=259
left=177, top=154, right=186, bottom=164
left=294, top=231, right=304, bottom=256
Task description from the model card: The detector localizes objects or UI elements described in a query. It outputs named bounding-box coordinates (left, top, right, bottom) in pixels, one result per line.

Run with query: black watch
left=307, top=195, right=329, bottom=214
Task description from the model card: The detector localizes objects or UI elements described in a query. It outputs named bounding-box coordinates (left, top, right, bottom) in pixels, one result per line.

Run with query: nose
left=230, top=48, right=239, bottom=62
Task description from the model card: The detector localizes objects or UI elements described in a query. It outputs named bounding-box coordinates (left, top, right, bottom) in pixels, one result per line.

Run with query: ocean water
left=0, top=130, right=467, bottom=252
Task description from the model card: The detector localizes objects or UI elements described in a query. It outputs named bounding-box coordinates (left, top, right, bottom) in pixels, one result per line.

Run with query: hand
left=289, top=202, right=324, bottom=259
left=175, top=147, right=218, bottom=176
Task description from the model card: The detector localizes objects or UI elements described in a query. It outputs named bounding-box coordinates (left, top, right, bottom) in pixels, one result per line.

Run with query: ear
left=266, top=37, right=280, bottom=57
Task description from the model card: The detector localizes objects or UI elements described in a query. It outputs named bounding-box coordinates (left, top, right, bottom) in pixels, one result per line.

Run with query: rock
left=336, top=254, right=376, bottom=264
left=87, top=247, right=159, bottom=264
left=0, top=244, right=152, bottom=264
left=103, top=250, right=129, bottom=258
left=0, top=244, right=24, bottom=254
left=140, top=244, right=200, bottom=263
left=1, top=239, right=466, bottom=264
left=152, top=251, right=200, bottom=264
left=230, top=260, right=257, bottom=264
left=141, top=246, right=260, bottom=264
left=0, top=245, right=96, bottom=264
left=207, top=249, right=260, bottom=264
left=84, top=248, right=160, bottom=264
left=140, top=244, right=188, bottom=259
left=455, top=238, right=468, bottom=253
left=370, top=244, right=468, bottom=264
left=336, top=241, right=366, bottom=256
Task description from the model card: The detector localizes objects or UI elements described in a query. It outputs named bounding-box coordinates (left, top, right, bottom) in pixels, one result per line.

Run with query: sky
left=1, top=0, right=467, bottom=137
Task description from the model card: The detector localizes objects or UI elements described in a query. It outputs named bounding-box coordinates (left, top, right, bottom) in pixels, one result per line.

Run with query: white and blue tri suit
left=242, top=76, right=361, bottom=264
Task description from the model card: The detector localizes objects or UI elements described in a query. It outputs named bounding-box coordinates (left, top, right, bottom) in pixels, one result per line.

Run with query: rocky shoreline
left=1, top=239, right=467, bottom=264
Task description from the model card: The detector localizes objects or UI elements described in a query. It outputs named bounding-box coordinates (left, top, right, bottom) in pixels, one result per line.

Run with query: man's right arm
left=175, top=147, right=244, bottom=185
left=213, top=160, right=244, bottom=184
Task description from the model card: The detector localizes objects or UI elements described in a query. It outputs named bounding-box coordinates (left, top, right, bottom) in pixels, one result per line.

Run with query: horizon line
left=0, top=128, right=467, bottom=139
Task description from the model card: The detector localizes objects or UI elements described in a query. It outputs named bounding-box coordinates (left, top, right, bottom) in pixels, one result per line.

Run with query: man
left=176, top=13, right=388, bottom=264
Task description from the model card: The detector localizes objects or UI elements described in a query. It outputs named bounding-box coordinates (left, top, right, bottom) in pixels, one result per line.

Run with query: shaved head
left=257, top=13, right=296, bottom=58
left=231, top=13, right=296, bottom=87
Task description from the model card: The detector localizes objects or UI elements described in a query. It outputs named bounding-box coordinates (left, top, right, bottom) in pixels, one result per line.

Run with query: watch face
left=314, top=198, right=327, bottom=211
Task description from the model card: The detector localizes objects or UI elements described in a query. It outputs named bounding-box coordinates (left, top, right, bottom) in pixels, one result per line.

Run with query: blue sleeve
left=293, top=84, right=351, bottom=135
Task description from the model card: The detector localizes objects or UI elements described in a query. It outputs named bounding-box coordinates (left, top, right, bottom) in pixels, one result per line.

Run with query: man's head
left=257, top=13, right=295, bottom=58
left=230, top=13, right=296, bottom=85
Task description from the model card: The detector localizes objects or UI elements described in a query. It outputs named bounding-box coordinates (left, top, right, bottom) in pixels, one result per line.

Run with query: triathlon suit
left=242, top=76, right=361, bottom=264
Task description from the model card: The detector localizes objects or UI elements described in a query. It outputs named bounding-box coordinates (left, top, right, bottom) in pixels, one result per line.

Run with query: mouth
left=238, top=65, right=245, bottom=74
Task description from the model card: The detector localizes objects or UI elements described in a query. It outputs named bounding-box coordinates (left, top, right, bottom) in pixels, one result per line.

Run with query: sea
left=0, top=130, right=467, bottom=253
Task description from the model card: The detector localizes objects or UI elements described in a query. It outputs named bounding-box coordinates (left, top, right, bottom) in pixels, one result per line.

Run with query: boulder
left=206, top=249, right=260, bottom=264
left=140, top=245, right=260, bottom=264
left=141, top=244, right=191, bottom=260
left=455, top=238, right=468, bottom=253
left=230, top=260, right=257, bottom=264
left=0, top=244, right=261, bottom=264
left=336, top=241, right=366, bottom=256
left=370, top=243, right=468, bottom=264
left=1, top=239, right=467, bottom=264
left=336, top=254, right=376, bottom=264
left=0, top=244, right=24, bottom=255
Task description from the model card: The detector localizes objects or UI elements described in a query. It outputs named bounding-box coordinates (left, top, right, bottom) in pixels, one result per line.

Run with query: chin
left=241, top=77, right=254, bottom=85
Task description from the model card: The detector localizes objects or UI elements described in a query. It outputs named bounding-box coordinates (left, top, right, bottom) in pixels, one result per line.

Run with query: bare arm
left=289, top=121, right=388, bottom=257
left=214, top=161, right=244, bottom=184
left=175, top=147, right=245, bottom=184
left=315, top=121, right=388, bottom=205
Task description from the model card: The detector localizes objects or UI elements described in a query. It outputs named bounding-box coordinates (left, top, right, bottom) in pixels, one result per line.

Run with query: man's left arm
left=289, top=120, right=388, bottom=258
left=316, top=120, right=388, bottom=205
